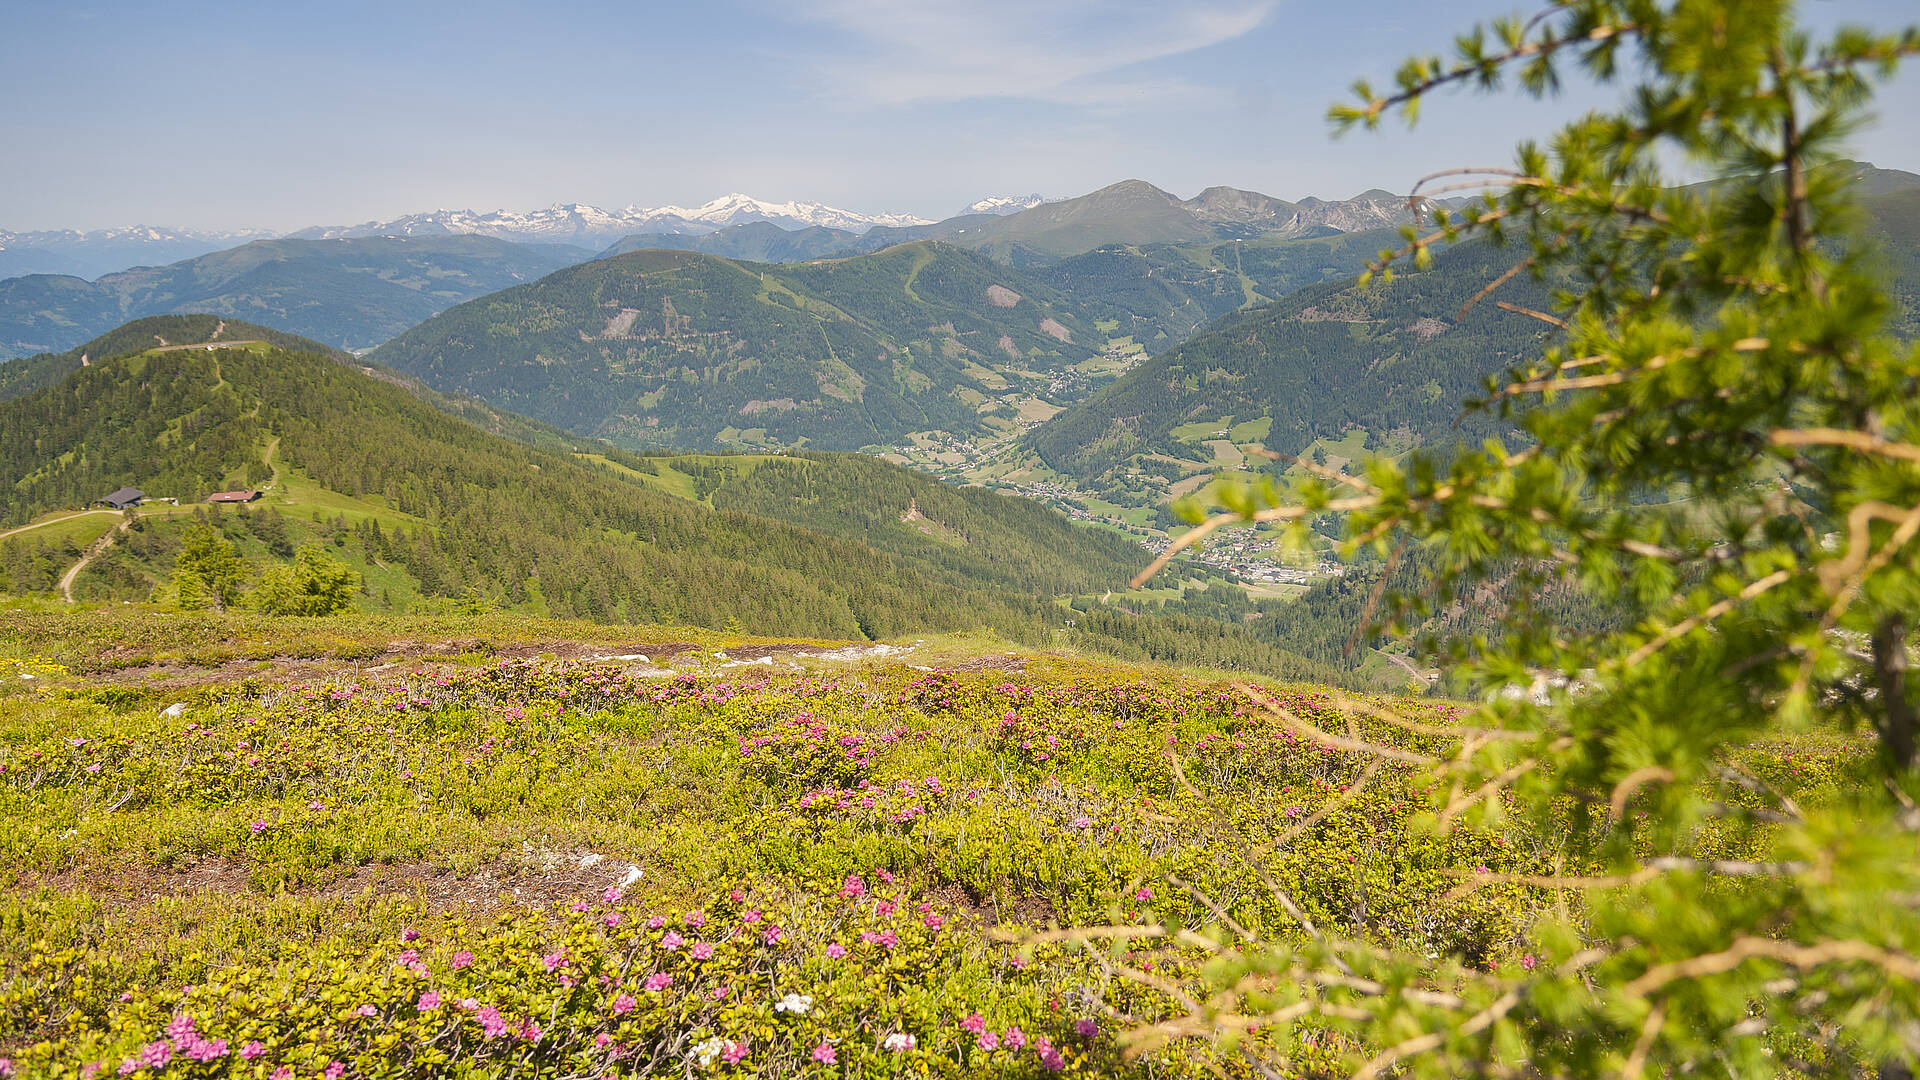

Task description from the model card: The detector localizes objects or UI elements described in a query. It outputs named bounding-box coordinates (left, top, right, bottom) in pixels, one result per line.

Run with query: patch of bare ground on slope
left=721, top=643, right=821, bottom=661
left=493, top=641, right=701, bottom=661
left=77, top=639, right=486, bottom=678
left=926, top=880, right=1059, bottom=928
left=952, top=653, right=1029, bottom=673
left=55, top=637, right=952, bottom=696
left=9, top=853, right=649, bottom=917
left=70, top=641, right=720, bottom=687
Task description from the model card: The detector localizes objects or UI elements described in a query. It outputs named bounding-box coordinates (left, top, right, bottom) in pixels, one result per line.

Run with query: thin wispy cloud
left=780, top=0, right=1277, bottom=107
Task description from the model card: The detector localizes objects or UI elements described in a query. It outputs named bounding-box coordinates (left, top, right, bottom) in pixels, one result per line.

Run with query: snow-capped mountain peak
left=288, top=195, right=933, bottom=246
left=960, top=194, right=1047, bottom=217
left=630, top=193, right=934, bottom=232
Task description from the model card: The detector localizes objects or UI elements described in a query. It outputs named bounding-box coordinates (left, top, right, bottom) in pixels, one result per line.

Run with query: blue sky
left=3, top=0, right=1916, bottom=231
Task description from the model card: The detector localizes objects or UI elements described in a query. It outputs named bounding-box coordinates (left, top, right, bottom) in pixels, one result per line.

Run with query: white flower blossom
left=774, top=992, right=813, bottom=1015
left=883, top=1032, right=917, bottom=1052
left=692, top=1036, right=726, bottom=1066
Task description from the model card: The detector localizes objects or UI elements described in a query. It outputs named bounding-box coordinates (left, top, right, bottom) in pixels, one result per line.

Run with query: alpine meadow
left=2, top=1, right=1919, bottom=1079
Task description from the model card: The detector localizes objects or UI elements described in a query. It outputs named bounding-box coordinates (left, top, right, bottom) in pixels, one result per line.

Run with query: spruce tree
left=1146, top=2, right=1920, bottom=1075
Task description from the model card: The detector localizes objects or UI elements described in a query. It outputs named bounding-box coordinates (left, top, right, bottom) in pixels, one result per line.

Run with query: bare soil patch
left=927, top=880, right=1059, bottom=928
left=495, top=641, right=696, bottom=661
left=601, top=308, right=642, bottom=339
left=76, top=639, right=712, bottom=688
left=953, top=654, right=1029, bottom=673
left=1297, top=305, right=1374, bottom=323
left=722, top=643, right=819, bottom=661
left=11, top=854, right=645, bottom=917
left=102, top=659, right=345, bottom=689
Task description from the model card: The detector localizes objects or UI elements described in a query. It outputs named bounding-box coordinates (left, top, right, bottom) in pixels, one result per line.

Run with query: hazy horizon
left=5, top=0, right=1918, bottom=234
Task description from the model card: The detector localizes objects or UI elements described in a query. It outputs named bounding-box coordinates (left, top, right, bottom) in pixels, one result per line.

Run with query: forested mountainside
left=1028, top=171, right=1920, bottom=484
left=0, top=315, right=349, bottom=403
left=600, top=226, right=1394, bottom=354
left=1025, top=238, right=1551, bottom=482
left=0, top=327, right=1348, bottom=679
left=0, top=315, right=595, bottom=457
left=0, top=234, right=593, bottom=358
left=600, top=221, right=869, bottom=263
left=1024, top=228, right=1399, bottom=350
left=368, top=243, right=1100, bottom=451
left=639, top=450, right=1142, bottom=597
left=1868, top=186, right=1920, bottom=337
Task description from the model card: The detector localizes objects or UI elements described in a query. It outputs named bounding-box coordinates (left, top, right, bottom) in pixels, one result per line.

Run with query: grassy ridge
left=0, top=315, right=352, bottom=405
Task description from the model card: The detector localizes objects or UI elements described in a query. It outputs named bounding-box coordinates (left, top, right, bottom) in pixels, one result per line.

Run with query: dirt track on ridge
left=59, top=517, right=131, bottom=602
left=0, top=508, right=118, bottom=541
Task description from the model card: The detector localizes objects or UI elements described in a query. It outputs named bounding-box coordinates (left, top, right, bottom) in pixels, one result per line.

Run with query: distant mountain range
left=594, top=182, right=1438, bottom=268
left=0, top=195, right=935, bottom=281
left=0, top=235, right=592, bottom=357
left=932, top=181, right=1434, bottom=261
left=283, top=183, right=1428, bottom=260
left=288, top=195, right=937, bottom=247
left=13, top=165, right=1911, bottom=471
left=0, top=180, right=1440, bottom=358
left=961, top=195, right=1051, bottom=216
left=0, top=225, right=276, bottom=281
left=306, top=184, right=1429, bottom=256
left=2, top=181, right=1435, bottom=282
